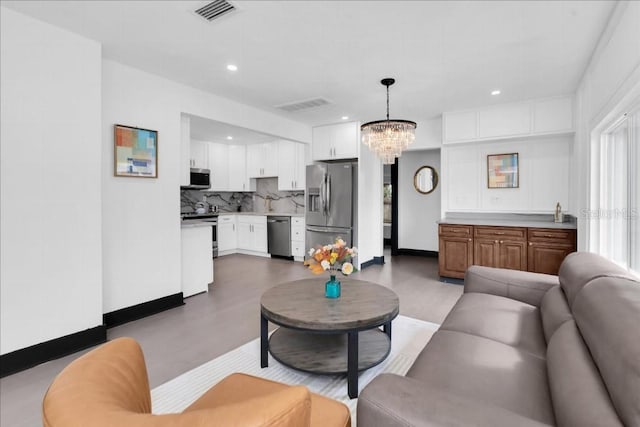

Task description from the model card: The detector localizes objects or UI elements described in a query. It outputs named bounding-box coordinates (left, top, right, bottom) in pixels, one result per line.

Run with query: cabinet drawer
left=219, top=215, right=235, bottom=223
left=528, top=228, right=576, bottom=244
left=292, top=217, right=305, bottom=227
left=291, top=225, right=305, bottom=242
left=439, top=224, right=472, bottom=237
left=474, top=226, right=526, bottom=241
left=292, top=241, right=305, bottom=257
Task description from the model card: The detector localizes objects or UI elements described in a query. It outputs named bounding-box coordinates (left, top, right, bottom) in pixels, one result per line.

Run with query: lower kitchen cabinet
left=237, top=216, right=268, bottom=254
left=218, top=215, right=237, bottom=253
left=439, top=224, right=575, bottom=279
left=181, top=225, right=213, bottom=297
left=291, top=217, right=305, bottom=261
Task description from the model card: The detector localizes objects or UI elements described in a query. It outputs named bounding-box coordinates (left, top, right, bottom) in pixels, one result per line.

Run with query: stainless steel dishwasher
left=267, top=216, right=291, bottom=257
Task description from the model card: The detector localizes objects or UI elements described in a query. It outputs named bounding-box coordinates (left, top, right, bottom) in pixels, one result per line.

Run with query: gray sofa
left=358, top=252, right=640, bottom=426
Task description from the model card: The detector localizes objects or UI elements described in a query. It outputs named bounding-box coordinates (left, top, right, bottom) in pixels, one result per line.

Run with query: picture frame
left=487, top=153, right=518, bottom=188
left=114, top=124, right=158, bottom=178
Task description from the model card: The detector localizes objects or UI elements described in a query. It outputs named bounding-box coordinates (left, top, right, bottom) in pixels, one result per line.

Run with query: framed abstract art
left=114, top=124, right=158, bottom=178
left=487, top=153, right=518, bottom=188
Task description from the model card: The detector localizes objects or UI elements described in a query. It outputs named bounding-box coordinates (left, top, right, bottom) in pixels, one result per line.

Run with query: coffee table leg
left=260, top=313, right=268, bottom=368
left=383, top=321, right=392, bottom=339
left=347, top=331, right=358, bottom=399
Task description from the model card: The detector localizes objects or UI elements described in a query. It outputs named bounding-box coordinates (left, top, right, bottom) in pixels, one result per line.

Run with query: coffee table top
left=261, top=278, right=399, bottom=331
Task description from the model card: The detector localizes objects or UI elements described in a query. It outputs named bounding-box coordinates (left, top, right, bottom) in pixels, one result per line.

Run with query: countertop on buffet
left=437, top=212, right=577, bottom=230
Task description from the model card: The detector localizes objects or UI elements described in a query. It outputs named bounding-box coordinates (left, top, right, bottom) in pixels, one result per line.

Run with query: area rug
left=151, top=315, right=439, bottom=421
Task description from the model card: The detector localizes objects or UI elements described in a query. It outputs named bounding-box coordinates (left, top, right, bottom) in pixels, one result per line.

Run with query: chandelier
left=361, top=78, right=416, bottom=164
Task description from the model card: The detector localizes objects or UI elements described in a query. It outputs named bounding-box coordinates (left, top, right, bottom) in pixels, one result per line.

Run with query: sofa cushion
left=406, top=330, right=555, bottom=425
left=558, top=252, right=637, bottom=307
left=440, top=293, right=546, bottom=358
left=547, top=320, right=623, bottom=427
left=572, top=276, right=640, bottom=427
left=540, top=285, right=573, bottom=343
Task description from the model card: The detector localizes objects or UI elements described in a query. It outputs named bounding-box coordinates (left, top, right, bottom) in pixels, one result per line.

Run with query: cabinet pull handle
left=233, top=224, right=235, bottom=231
left=496, top=232, right=505, bottom=235
left=529, top=242, right=532, bottom=246
left=468, top=238, right=472, bottom=242
left=494, top=240, right=499, bottom=244
left=545, top=234, right=555, bottom=238
left=500, top=240, right=503, bottom=244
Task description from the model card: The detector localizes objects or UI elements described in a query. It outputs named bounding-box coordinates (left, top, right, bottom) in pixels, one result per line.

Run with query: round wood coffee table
left=260, top=278, right=399, bottom=398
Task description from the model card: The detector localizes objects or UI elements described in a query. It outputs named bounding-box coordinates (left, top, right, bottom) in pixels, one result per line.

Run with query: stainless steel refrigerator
left=305, top=162, right=357, bottom=251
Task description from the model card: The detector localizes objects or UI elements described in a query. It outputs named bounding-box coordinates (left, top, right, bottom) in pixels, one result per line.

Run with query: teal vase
left=325, top=274, right=341, bottom=298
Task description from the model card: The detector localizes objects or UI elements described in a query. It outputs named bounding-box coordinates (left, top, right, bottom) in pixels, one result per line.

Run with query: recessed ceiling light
left=491, top=90, right=501, bottom=96
left=341, top=116, right=349, bottom=120
left=227, top=64, right=238, bottom=72
left=226, top=136, right=233, bottom=140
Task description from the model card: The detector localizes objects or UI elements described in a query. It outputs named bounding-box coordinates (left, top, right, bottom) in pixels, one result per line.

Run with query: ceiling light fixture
left=491, top=89, right=501, bottom=95
left=227, top=64, right=238, bottom=71
left=226, top=136, right=233, bottom=140
left=361, top=78, right=416, bottom=164
left=342, top=116, right=349, bottom=120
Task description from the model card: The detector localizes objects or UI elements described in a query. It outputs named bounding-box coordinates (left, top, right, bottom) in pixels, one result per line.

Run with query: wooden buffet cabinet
left=439, top=224, right=576, bottom=279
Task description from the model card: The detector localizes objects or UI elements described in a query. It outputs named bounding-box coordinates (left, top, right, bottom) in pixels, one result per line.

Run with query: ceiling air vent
left=275, top=98, right=332, bottom=112
left=194, top=0, right=236, bottom=22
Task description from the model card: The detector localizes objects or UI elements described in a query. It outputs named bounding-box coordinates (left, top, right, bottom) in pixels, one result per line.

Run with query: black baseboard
left=360, top=256, right=385, bottom=270
left=397, top=248, right=439, bottom=258
left=103, top=292, right=184, bottom=328
left=0, top=325, right=106, bottom=378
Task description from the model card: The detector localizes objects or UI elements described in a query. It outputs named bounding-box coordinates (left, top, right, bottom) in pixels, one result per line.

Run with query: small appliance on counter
left=181, top=168, right=211, bottom=190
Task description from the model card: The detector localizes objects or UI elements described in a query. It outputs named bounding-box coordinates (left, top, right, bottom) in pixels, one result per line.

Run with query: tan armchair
left=43, top=337, right=350, bottom=427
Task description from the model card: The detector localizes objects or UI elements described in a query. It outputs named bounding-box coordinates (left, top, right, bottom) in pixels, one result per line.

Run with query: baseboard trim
left=397, top=248, right=439, bottom=258
left=103, top=293, right=184, bottom=328
left=0, top=325, right=107, bottom=378
left=360, top=256, right=385, bottom=270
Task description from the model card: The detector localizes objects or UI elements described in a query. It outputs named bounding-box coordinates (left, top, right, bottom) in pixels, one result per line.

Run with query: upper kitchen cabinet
left=228, top=145, right=254, bottom=192
left=443, top=96, right=574, bottom=144
left=190, top=140, right=209, bottom=169
left=247, top=142, right=279, bottom=178
left=312, top=122, right=359, bottom=161
left=278, top=141, right=306, bottom=191
left=208, top=143, right=229, bottom=191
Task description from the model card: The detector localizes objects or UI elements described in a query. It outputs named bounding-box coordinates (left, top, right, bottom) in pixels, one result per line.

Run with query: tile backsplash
left=181, top=178, right=304, bottom=214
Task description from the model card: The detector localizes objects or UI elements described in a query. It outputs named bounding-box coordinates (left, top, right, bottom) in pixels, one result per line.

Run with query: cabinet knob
left=500, top=240, right=503, bottom=244
left=494, top=240, right=498, bottom=244
left=529, top=242, right=533, bottom=246
left=468, top=238, right=472, bottom=242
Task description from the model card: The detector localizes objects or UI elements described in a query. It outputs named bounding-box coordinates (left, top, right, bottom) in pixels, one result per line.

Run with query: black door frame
left=390, top=158, right=399, bottom=256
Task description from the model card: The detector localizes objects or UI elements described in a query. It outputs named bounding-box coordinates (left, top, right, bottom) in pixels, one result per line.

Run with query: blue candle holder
left=325, top=274, right=341, bottom=298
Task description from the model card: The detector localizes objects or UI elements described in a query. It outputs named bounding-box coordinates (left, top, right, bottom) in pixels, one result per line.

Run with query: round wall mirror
left=414, top=166, right=439, bottom=195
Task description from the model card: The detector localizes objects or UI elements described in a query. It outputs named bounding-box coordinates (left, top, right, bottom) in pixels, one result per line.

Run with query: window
left=592, top=106, right=640, bottom=272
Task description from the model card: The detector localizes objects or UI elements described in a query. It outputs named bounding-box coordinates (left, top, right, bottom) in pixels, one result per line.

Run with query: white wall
left=572, top=1, right=640, bottom=250
left=357, top=144, right=383, bottom=267
left=102, top=60, right=312, bottom=312
left=408, top=117, right=442, bottom=150
left=441, top=135, right=571, bottom=215
left=398, top=150, right=441, bottom=251
left=1, top=8, right=103, bottom=354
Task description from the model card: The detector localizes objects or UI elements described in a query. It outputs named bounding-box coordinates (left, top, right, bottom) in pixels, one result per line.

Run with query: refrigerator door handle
left=326, top=173, right=331, bottom=214
left=320, top=173, right=326, bottom=216
left=306, top=225, right=331, bottom=233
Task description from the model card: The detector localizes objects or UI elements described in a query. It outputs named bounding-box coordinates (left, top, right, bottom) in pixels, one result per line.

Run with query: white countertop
left=180, top=222, right=215, bottom=229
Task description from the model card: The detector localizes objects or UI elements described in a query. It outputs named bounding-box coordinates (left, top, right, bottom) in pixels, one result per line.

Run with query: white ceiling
left=3, top=1, right=615, bottom=127
left=189, top=114, right=279, bottom=145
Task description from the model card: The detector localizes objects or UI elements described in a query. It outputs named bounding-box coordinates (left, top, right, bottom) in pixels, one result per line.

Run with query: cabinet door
left=208, top=143, right=229, bottom=191
left=217, top=222, right=235, bottom=252
left=278, top=141, right=297, bottom=191
left=438, top=236, right=473, bottom=279
left=499, top=240, right=527, bottom=270
left=228, top=145, right=248, bottom=191
left=262, top=142, right=279, bottom=177
left=474, top=238, right=500, bottom=268
left=478, top=103, right=531, bottom=139
left=332, top=122, right=359, bottom=159
left=246, top=144, right=262, bottom=178
left=237, top=220, right=252, bottom=250
left=253, top=222, right=268, bottom=253
left=528, top=243, right=573, bottom=275
left=190, top=140, right=209, bottom=169
left=294, top=143, right=307, bottom=190
left=312, top=126, right=333, bottom=161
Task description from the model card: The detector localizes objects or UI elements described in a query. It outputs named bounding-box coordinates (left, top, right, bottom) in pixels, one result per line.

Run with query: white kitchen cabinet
left=247, top=142, right=279, bottom=178
left=181, top=225, right=213, bottom=297
left=278, top=141, right=306, bottom=191
left=228, top=145, right=253, bottom=192
left=217, top=215, right=237, bottom=253
left=208, top=143, right=229, bottom=191
left=443, top=96, right=574, bottom=144
left=190, top=140, right=209, bottom=169
left=237, top=215, right=268, bottom=254
left=312, top=122, right=359, bottom=161
left=291, top=217, right=305, bottom=261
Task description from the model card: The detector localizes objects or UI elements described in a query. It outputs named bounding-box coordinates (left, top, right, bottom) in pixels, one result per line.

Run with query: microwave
left=182, top=168, right=210, bottom=190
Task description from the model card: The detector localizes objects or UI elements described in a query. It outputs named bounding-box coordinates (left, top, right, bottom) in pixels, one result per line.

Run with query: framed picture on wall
left=487, top=153, right=518, bottom=188
left=114, top=124, right=158, bottom=178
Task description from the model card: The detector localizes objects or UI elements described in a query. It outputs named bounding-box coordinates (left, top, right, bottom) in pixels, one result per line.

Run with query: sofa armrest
left=464, top=265, right=559, bottom=307
left=357, top=374, right=549, bottom=427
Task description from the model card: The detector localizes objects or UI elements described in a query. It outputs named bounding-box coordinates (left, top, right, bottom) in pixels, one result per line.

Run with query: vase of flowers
left=304, top=238, right=357, bottom=298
